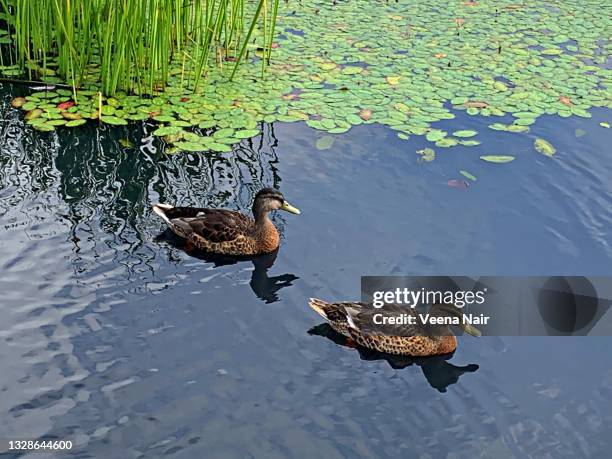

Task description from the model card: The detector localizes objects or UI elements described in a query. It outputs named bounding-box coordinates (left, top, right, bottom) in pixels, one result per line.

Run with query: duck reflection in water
left=308, top=324, right=479, bottom=392
left=157, top=230, right=298, bottom=303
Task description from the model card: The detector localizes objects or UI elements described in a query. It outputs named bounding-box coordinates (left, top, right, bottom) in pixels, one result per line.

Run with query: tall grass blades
left=0, top=0, right=279, bottom=95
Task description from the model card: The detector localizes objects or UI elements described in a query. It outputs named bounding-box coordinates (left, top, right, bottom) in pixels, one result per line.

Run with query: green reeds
left=0, top=0, right=278, bottom=95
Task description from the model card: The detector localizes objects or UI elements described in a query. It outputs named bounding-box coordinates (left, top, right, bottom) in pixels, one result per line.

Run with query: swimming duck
left=152, top=188, right=300, bottom=256
left=308, top=299, right=480, bottom=356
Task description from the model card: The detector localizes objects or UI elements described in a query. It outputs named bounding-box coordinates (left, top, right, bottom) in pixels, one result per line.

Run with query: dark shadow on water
left=156, top=229, right=299, bottom=303
left=308, top=323, right=479, bottom=392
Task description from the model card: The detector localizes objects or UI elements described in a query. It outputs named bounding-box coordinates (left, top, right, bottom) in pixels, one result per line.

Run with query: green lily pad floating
left=425, top=130, right=446, bottom=142
left=416, top=148, right=435, bottom=162
left=207, top=142, right=232, bottom=152
left=600, top=122, right=610, bottom=129
left=460, top=170, right=477, bottom=181
left=212, top=128, right=234, bottom=139
left=182, top=132, right=204, bottom=143
left=101, top=116, right=128, bottom=125
left=32, top=122, right=55, bottom=132
left=506, top=125, right=530, bottom=133
left=22, top=101, right=38, bottom=111
left=169, top=120, right=191, bottom=128
left=452, top=130, right=477, bottom=138
left=235, top=129, right=261, bottom=139
left=174, top=141, right=208, bottom=152
left=435, top=138, right=458, bottom=148
left=47, top=119, right=67, bottom=126
left=66, top=119, right=87, bottom=127
left=534, top=138, right=556, bottom=157
left=480, top=155, right=515, bottom=163
left=315, top=136, right=334, bottom=150
left=153, top=126, right=183, bottom=136
left=101, top=105, right=116, bottom=116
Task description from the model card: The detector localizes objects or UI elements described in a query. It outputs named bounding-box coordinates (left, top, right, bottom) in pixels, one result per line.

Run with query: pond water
left=1, top=82, right=612, bottom=458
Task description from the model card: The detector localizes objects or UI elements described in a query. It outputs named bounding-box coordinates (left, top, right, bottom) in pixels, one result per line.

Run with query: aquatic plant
left=0, top=0, right=278, bottom=95
left=2, top=0, right=611, bottom=154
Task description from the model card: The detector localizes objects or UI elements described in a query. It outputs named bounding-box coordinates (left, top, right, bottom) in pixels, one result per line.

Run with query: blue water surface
left=1, top=83, right=612, bottom=458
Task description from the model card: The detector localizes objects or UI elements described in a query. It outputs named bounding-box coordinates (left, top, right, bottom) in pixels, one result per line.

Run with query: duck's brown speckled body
left=152, top=188, right=300, bottom=256
left=308, top=298, right=480, bottom=357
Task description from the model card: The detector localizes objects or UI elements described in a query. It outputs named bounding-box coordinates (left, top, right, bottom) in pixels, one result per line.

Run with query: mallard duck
left=152, top=188, right=300, bottom=255
left=308, top=299, right=481, bottom=356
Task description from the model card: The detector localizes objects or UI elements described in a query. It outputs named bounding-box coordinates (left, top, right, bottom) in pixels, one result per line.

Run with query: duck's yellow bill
left=461, top=323, right=482, bottom=337
left=280, top=201, right=301, bottom=214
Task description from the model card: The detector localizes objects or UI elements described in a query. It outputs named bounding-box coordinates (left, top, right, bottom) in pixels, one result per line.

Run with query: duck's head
left=253, top=188, right=301, bottom=217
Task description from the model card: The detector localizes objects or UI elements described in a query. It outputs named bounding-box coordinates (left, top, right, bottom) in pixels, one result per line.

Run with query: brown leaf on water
left=11, top=97, right=26, bottom=108
left=25, top=109, right=43, bottom=120
left=464, top=100, right=489, bottom=108
left=359, top=109, right=372, bottom=121
left=454, top=18, right=465, bottom=27
left=447, top=179, right=470, bottom=189
left=434, top=53, right=447, bottom=58
left=559, top=95, right=573, bottom=107
left=62, top=112, right=82, bottom=120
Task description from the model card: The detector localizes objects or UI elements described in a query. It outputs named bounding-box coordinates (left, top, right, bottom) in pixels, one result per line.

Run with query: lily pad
left=416, top=148, right=435, bottom=162
left=235, top=129, right=261, bottom=139
left=174, top=141, right=208, bottom=152
left=534, top=138, right=556, bottom=157
left=32, top=122, right=55, bottom=132
left=459, top=170, right=477, bottom=181
left=153, top=126, right=183, bottom=136
left=315, top=136, right=334, bottom=150
left=25, top=109, right=43, bottom=121
left=101, top=116, right=128, bottom=126
left=11, top=97, right=27, bottom=108
left=66, top=119, right=87, bottom=127
left=452, top=130, right=477, bottom=138
left=435, top=138, right=459, bottom=148
left=459, top=140, right=481, bottom=146
left=480, top=155, right=515, bottom=163
left=207, top=142, right=232, bottom=152
left=22, top=101, right=38, bottom=111
left=425, top=130, right=446, bottom=142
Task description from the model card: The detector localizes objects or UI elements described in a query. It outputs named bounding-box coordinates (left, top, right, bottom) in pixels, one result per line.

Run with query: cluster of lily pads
left=6, top=0, right=611, bottom=155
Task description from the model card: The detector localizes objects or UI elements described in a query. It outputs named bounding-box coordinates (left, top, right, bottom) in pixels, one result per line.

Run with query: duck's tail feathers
left=308, top=298, right=331, bottom=319
left=152, top=203, right=174, bottom=224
